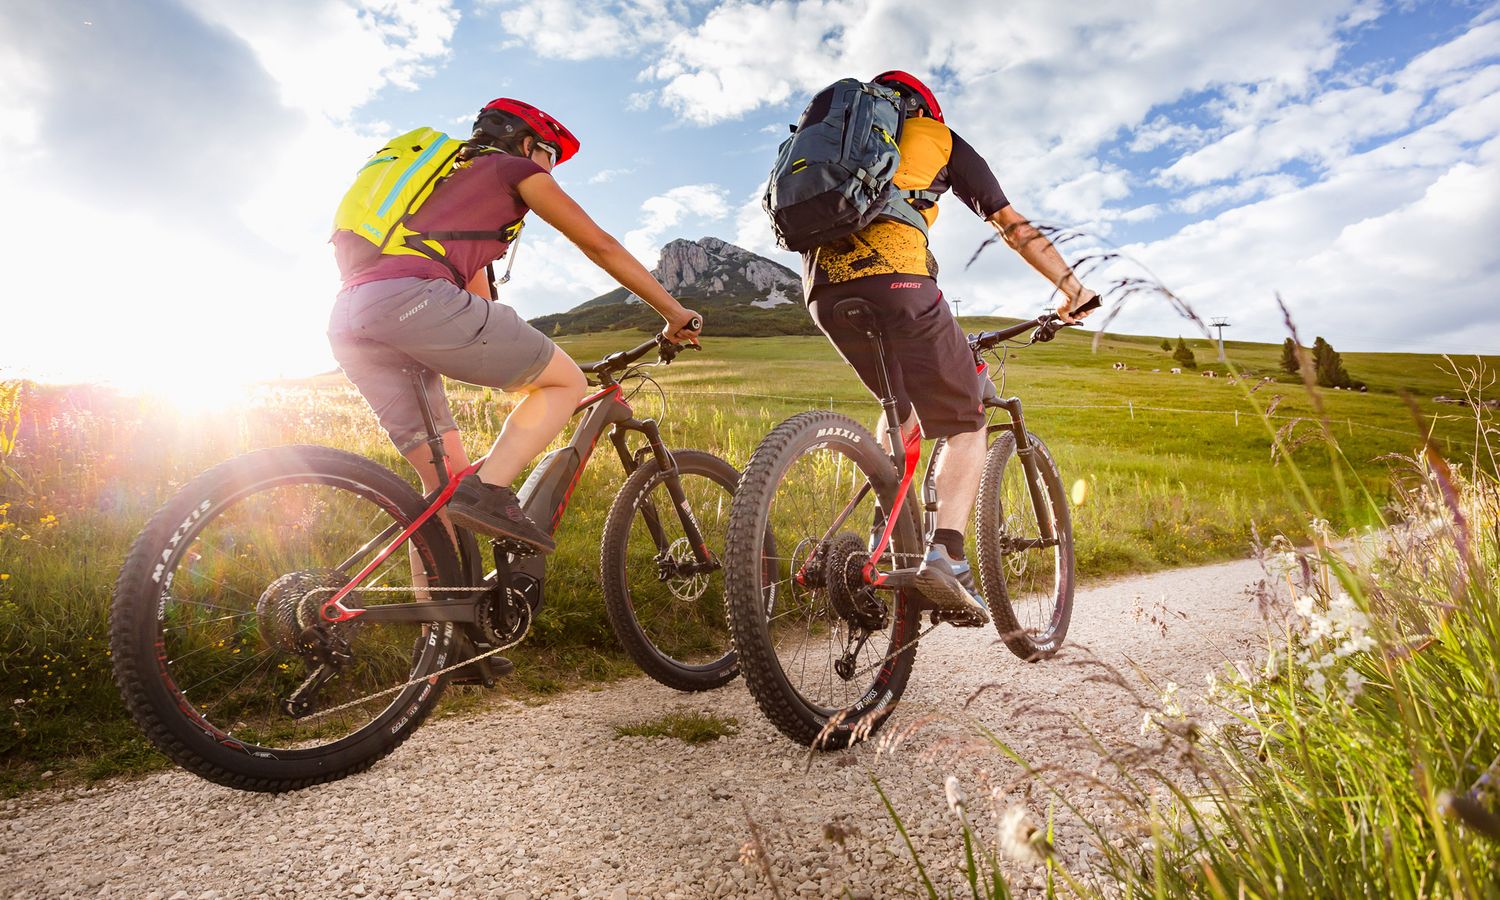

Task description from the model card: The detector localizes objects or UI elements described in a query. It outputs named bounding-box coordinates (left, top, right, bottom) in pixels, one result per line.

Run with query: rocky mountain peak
left=653, top=236, right=799, bottom=298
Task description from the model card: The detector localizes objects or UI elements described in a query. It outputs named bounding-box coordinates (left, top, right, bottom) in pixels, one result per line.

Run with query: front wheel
left=601, top=449, right=740, bottom=691
left=974, top=431, right=1075, bottom=660
left=110, top=445, right=462, bottom=792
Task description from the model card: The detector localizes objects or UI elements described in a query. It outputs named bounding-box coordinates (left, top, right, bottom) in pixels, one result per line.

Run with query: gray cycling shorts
left=328, top=277, right=557, bottom=453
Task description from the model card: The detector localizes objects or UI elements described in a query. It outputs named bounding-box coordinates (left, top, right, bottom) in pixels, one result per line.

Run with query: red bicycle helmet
left=872, top=70, right=944, bottom=122
left=478, top=98, right=581, bottom=165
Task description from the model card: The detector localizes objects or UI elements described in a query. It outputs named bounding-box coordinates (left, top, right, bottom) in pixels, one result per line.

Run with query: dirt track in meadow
left=1, top=556, right=1273, bottom=899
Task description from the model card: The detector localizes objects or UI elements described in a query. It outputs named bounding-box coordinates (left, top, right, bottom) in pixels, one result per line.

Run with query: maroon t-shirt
left=334, top=152, right=546, bottom=289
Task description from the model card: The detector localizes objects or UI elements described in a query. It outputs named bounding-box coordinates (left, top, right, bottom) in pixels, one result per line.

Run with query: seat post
left=836, top=300, right=904, bottom=455
left=407, top=368, right=451, bottom=489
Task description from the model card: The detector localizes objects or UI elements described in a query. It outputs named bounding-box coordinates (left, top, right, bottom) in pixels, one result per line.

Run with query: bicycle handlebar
left=969, top=313, right=1079, bottom=351
left=581, top=316, right=702, bottom=377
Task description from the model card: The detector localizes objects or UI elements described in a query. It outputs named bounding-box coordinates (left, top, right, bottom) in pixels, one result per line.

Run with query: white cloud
left=588, top=167, right=637, bottom=184
left=0, top=1, right=463, bottom=385
left=483, top=0, right=688, bottom=61
left=622, top=183, right=731, bottom=262
left=497, top=229, right=618, bottom=317
left=184, top=0, right=459, bottom=120
left=1172, top=174, right=1301, bottom=214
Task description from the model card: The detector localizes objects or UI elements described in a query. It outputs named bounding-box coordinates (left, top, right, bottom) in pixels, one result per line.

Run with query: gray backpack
left=762, top=78, right=938, bottom=252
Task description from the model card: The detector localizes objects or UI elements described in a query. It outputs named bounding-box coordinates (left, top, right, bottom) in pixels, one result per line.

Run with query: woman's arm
left=517, top=172, right=702, bottom=342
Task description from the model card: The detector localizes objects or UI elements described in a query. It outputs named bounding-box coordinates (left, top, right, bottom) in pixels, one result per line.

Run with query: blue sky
left=3, top=0, right=1498, bottom=388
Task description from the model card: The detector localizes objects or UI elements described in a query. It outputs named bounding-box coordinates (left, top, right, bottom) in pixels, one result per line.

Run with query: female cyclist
left=328, top=98, right=702, bottom=553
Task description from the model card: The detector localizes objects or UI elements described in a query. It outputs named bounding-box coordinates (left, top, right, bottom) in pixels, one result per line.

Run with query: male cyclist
left=329, top=99, right=702, bottom=554
left=801, top=71, right=1098, bottom=621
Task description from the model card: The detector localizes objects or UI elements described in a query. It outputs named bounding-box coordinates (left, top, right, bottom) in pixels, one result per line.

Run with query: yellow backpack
left=331, top=127, right=523, bottom=282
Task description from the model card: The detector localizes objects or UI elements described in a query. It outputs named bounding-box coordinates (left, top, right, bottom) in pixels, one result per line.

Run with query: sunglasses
left=532, top=141, right=559, bottom=166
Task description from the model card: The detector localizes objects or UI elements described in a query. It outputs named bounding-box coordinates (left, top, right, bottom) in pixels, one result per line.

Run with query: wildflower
left=944, top=775, right=967, bottom=820
left=1341, top=668, right=1365, bottom=701
left=1159, top=680, right=1183, bottom=717
left=997, top=806, right=1046, bottom=864
left=1140, top=710, right=1158, bottom=736
left=1203, top=670, right=1221, bottom=700
left=1305, top=669, right=1327, bottom=697
left=0, top=573, right=8, bottom=581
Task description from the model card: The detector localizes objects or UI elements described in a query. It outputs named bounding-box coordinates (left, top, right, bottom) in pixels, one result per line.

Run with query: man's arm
left=987, top=205, right=1098, bottom=322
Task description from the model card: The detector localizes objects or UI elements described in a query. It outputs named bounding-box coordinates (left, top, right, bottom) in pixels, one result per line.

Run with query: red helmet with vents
left=872, top=70, right=943, bottom=123
left=479, top=98, right=581, bottom=165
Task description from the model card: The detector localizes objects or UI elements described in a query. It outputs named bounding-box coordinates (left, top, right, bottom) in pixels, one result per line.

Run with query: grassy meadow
left=0, top=323, right=1492, bottom=795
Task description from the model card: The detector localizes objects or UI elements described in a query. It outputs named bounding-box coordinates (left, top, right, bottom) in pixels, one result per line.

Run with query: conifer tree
left=1160, top=338, right=1172, bottom=352
left=1280, top=338, right=1300, bottom=374
left=1173, top=336, right=1197, bottom=369
left=1312, top=336, right=1356, bottom=388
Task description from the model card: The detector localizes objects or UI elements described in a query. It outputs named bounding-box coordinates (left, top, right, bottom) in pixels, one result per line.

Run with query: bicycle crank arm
left=350, top=598, right=479, bottom=625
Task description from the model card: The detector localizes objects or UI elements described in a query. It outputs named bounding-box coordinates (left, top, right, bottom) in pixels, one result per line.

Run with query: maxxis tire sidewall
left=600, top=448, right=740, bottom=692
left=110, top=445, right=461, bottom=792
left=725, top=411, right=921, bottom=749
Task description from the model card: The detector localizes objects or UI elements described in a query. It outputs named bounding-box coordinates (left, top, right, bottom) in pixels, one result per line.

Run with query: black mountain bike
left=723, top=301, right=1079, bottom=748
left=111, top=332, right=738, bottom=792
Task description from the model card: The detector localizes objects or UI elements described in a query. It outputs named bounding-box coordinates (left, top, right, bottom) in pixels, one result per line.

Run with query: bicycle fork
left=608, top=417, right=717, bottom=574
left=985, top=397, right=1058, bottom=545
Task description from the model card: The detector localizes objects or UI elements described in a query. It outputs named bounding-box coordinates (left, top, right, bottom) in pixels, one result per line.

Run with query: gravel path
left=1, top=557, right=1272, bottom=899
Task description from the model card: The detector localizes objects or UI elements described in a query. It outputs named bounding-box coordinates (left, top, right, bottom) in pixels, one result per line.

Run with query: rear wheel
left=974, top=431, right=1074, bottom=660
left=110, top=445, right=462, bottom=792
left=725, top=411, right=923, bottom=749
left=601, top=449, right=740, bottom=691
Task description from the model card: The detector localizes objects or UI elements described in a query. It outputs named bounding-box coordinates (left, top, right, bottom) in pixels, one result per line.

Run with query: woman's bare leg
left=476, top=347, right=587, bottom=488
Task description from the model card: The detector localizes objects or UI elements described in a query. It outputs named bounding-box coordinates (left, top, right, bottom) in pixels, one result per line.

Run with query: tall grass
left=861, top=254, right=1500, bottom=895
left=0, top=325, right=1486, bottom=794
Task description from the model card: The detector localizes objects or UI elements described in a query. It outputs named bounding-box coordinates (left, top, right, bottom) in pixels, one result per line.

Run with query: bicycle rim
left=124, top=460, right=452, bottom=758
left=977, top=433, right=1074, bottom=657
left=608, top=450, right=737, bottom=688
left=727, top=412, right=921, bottom=747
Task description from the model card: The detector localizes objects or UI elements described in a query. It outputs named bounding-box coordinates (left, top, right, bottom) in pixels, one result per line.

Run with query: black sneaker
left=447, top=630, right=514, bottom=687
left=446, top=476, right=556, bottom=553
left=912, top=545, right=990, bottom=626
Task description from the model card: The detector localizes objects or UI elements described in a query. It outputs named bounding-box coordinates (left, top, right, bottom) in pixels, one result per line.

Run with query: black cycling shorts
left=808, top=275, right=986, bottom=439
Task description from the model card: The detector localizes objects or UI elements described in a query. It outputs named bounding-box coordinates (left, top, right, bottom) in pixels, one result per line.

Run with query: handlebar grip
left=686, top=315, right=702, bottom=331
left=1069, top=295, right=1102, bottom=316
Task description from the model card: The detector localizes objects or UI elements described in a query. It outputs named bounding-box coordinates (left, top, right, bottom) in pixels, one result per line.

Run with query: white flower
left=1305, top=670, right=1327, bottom=697
left=1140, top=710, right=1157, bottom=736
left=1160, top=681, right=1183, bottom=717
left=997, top=806, right=1044, bottom=864
left=1203, top=671, right=1221, bottom=700
left=944, top=775, right=966, bottom=820
left=1342, top=668, right=1365, bottom=701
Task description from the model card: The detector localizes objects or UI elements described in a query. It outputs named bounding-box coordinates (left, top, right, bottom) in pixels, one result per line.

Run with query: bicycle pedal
left=493, top=538, right=542, bottom=558
left=929, top=609, right=991, bottom=629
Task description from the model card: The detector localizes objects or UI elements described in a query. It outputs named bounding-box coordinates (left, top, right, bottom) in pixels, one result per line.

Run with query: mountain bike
left=111, top=331, right=739, bottom=792
left=723, top=301, right=1079, bottom=748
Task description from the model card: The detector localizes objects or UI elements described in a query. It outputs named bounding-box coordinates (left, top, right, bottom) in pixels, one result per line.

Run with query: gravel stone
left=0, top=559, right=1268, bottom=899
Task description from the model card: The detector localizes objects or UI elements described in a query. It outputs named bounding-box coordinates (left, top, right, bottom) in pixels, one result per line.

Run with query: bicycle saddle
left=833, top=298, right=880, bottom=338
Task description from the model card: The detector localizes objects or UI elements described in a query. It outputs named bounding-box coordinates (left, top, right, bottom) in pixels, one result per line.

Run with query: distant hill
left=529, top=237, right=820, bottom=337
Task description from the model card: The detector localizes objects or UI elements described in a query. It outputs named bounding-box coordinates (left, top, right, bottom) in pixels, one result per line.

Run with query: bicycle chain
left=297, top=585, right=530, bottom=722
left=845, top=618, right=944, bottom=682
